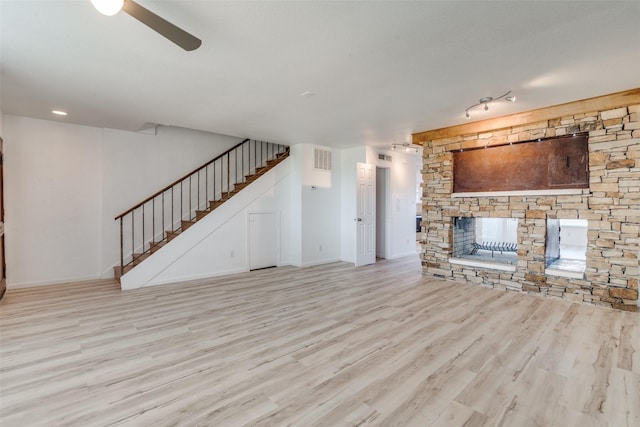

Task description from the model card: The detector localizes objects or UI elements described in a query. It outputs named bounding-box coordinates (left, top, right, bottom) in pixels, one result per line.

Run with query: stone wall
left=420, top=103, right=640, bottom=311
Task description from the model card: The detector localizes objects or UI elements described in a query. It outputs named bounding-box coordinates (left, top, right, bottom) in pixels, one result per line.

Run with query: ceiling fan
left=90, top=0, right=201, bottom=51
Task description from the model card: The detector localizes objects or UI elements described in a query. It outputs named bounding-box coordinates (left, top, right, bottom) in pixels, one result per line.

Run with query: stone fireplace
left=414, top=89, right=640, bottom=311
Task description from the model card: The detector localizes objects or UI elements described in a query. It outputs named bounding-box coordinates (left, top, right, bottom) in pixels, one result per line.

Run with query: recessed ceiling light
left=52, top=110, right=68, bottom=116
left=300, top=91, right=315, bottom=98
left=90, top=0, right=124, bottom=16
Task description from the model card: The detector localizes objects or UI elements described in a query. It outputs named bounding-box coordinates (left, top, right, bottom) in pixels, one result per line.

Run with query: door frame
left=355, top=162, right=376, bottom=267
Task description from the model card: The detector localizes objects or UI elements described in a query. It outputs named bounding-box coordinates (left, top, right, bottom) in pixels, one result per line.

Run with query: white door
left=356, top=162, right=376, bottom=266
left=249, top=211, right=279, bottom=270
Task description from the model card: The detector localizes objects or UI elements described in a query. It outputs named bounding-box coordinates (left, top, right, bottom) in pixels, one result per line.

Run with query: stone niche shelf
left=448, top=257, right=517, bottom=272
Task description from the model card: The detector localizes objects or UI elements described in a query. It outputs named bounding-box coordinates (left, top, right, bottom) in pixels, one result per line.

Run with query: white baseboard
left=300, top=258, right=340, bottom=268
left=7, top=275, right=106, bottom=289
left=387, top=251, right=419, bottom=260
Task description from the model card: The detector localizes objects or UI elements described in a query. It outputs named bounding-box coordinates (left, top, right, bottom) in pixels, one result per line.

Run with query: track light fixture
left=464, top=90, right=516, bottom=119
left=391, top=143, right=420, bottom=153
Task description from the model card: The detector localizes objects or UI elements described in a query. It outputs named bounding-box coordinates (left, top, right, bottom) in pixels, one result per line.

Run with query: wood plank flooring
left=1, top=255, right=638, bottom=426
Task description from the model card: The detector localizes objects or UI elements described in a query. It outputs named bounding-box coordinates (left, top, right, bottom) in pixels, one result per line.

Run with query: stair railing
left=115, top=139, right=288, bottom=274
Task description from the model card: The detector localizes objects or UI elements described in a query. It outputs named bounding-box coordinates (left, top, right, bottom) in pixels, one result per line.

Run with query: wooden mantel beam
left=412, top=88, right=640, bottom=143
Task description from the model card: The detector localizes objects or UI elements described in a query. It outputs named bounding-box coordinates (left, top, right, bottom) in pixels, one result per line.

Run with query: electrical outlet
left=319, top=245, right=323, bottom=252
left=230, top=250, right=235, bottom=258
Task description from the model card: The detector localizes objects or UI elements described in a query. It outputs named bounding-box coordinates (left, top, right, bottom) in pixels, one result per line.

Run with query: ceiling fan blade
left=122, top=0, right=201, bottom=51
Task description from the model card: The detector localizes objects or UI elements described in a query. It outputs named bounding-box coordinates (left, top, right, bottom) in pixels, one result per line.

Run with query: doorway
left=376, top=167, right=390, bottom=259
left=248, top=211, right=279, bottom=270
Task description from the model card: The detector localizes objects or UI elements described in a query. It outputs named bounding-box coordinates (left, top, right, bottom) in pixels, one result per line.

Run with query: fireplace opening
left=545, top=219, right=587, bottom=278
left=452, top=217, right=518, bottom=266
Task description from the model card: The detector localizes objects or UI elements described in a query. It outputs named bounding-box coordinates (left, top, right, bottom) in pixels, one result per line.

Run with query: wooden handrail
left=115, top=139, right=249, bottom=220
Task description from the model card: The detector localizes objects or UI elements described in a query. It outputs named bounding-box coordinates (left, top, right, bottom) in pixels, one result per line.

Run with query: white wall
left=298, top=144, right=341, bottom=266
left=301, top=182, right=341, bottom=266
left=4, top=115, right=243, bottom=287
left=5, top=116, right=103, bottom=286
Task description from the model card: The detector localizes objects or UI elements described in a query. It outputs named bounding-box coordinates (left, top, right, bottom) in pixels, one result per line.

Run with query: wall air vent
left=314, top=148, right=332, bottom=171
left=378, top=153, right=392, bottom=161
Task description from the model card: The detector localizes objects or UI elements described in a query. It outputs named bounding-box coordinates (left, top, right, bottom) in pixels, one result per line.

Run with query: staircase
left=114, top=139, right=289, bottom=281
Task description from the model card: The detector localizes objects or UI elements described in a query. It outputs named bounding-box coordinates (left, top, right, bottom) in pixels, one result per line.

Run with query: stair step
left=181, top=220, right=196, bottom=232
left=233, top=181, right=250, bottom=191
left=113, top=264, right=134, bottom=280
left=243, top=176, right=260, bottom=185
left=132, top=252, right=151, bottom=266
left=195, top=210, right=210, bottom=221
left=166, top=230, right=181, bottom=242
left=149, top=240, right=166, bottom=253
left=209, top=199, right=227, bottom=210
left=267, top=155, right=288, bottom=166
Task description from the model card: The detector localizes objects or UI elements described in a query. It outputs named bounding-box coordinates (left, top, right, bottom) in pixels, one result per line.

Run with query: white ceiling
left=2, top=1, right=639, bottom=149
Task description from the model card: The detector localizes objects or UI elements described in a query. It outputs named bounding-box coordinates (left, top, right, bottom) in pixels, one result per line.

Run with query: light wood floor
left=1, top=256, right=638, bottom=426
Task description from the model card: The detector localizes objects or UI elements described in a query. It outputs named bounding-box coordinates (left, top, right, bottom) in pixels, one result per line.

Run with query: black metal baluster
left=142, top=204, right=145, bottom=253
left=131, top=210, right=135, bottom=264
left=162, top=192, right=165, bottom=239
left=120, top=217, right=124, bottom=271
